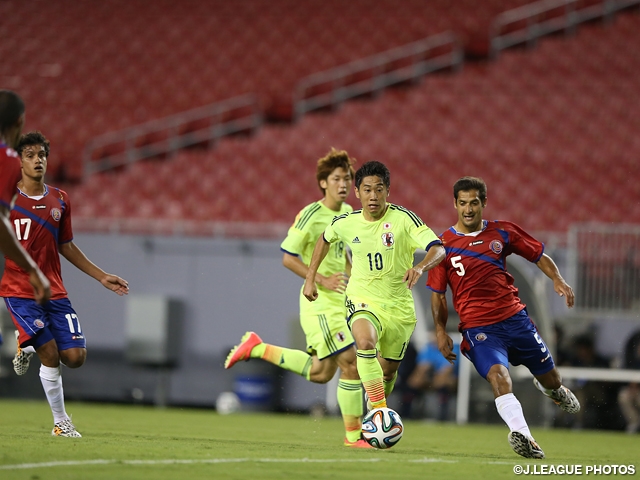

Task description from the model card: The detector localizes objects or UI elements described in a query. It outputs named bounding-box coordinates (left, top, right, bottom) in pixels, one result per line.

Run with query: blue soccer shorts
left=4, top=297, right=86, bottom=351
left=460, top=309, right=555, bottom=379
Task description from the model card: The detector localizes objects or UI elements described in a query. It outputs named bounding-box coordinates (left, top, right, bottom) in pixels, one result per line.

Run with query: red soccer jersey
left=0, top=185, right=73, bottom=299
left=0, top=144, right=22, bottom=210
left=426, top=220, right=544, bottom=331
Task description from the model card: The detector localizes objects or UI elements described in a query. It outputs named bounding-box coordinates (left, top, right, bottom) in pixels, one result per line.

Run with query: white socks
left=39, top=365, right=68, bottom=424
left=495, top=393, right=532, bottom=438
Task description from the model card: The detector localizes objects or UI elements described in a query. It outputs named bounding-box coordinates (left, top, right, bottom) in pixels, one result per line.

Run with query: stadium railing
left=82, top=94, right=262, bottom=179
left=489, top=0, right=640, bottom=58
left=291, top=31, right=463, bottom=121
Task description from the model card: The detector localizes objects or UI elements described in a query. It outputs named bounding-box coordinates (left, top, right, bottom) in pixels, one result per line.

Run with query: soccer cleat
left=12, top=330, right=33, bottom=376
left=344, top=437, right=374, bottom=449
left=508, top=431, right=545, bottom=459
left=52, top=418, right=82, bottom=438
left=224, top=331, right=263, bottom=369
left=533, top=379, right=581, bottom=414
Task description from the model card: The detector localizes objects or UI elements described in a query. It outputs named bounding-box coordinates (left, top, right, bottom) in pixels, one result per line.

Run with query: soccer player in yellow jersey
left=303, top=161, right=445, bottom=411
left=225, top=149, right=371, bottom=448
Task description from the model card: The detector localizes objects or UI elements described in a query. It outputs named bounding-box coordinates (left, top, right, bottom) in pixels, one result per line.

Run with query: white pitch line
left=0, top=457, right=459, bottom=470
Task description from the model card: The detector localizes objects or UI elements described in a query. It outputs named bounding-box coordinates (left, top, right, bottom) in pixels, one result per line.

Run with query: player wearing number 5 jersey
left=304, top=161, right=445, bottom=414
left=0, top=131, right=129, bottom=437
left=426, top=176, right=580, bottom=460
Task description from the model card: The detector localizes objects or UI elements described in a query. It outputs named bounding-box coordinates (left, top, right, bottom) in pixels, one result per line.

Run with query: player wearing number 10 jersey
left=427, top=176, right=580, bottom=459
left=304, top=161, right=445, bottom=414
left=0, top=131, right=129, bottom=438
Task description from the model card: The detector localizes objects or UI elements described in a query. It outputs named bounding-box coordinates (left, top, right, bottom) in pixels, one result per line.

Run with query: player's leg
left=332, top=347, right=369, bottom=447
left=376, top=314, right=416, bottom=402
left=462, top=323, right=544, bottom=459
left=350, top=311, right=386, bottom=409
left=4, top=298, right=36, bottom=375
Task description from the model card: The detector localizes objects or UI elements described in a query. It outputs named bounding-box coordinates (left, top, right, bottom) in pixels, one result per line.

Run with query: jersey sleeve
left=426, top=259, right=447, bottom=293
left=323, top=218, right=341, bottom=244
left=0, top=152, right=21, bottom=209
left=280, top=213, right=308, bottom=256
left=408, top=212, right=442, bottom=251
left=58, top=190, right=74, bottom=244
left=499, top=221, right=544, bottom=263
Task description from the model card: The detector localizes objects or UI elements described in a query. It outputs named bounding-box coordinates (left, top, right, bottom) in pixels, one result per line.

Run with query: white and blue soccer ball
left=361, top=407, right=404, bottom=449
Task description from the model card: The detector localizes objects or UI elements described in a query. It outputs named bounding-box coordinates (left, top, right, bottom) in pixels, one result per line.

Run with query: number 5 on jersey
left=451, top=255, right=465, bottom=276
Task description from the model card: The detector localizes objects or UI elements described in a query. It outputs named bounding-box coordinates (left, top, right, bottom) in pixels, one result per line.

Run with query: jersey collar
left=449, top=219, right=488, bottom=236
left=18, top=184, right=49, bottom=199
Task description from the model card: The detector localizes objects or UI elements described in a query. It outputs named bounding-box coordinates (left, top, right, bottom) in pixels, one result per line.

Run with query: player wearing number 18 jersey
left=0, top=131, right=129, bottom=438
left=427, top=176, right=580, bottom=459
left=304, top=161, right=445, bottom=413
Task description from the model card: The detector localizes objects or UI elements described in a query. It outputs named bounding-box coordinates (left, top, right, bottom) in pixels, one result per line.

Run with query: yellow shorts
left=300, top=312, right=355, bottom=360
left=346, top=296, right=416, bottom=361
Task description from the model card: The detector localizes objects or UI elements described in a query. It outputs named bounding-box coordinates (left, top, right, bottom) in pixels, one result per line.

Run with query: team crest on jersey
left=336, top=331, right=346, bottom=342
left=357, top=302, right=368, bottom=309
left=381, top=232, right=394, bottom=247
left=34, top=319, right=45, bottom=329
left=475, top=333, right=487, bottom=342
left=490, top=240, right=503, bottom=254
left=383, top=222, right=392, bottom=230
left=50, top=208, right=62, bottom=221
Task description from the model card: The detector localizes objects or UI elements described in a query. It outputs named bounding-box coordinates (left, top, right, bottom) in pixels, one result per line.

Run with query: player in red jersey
left=0, top=91, right=50, bottom=326
left=0, top=131, right=129, bottom=437
left=427, top=176, right=580, bottom=459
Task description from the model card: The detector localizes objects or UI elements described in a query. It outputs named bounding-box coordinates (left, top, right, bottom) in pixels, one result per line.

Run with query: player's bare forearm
left=536, top=253, right=575, bottom=307
left=303, top=235, right=331, bottom=301
left=404, top=244, right=445, bottom=289
left=431, top=291, right=456, bottom=363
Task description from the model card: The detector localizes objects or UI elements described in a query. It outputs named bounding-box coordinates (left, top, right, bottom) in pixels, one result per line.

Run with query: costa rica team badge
left=489, top=240, right=503, bottom=254
left=50, top=208, right=62, bottom=221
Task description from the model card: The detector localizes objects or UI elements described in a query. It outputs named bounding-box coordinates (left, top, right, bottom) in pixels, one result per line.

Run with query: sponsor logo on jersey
left=352, top=237, right=361, bottom=243
left=72, top=335, right=85, bottom=340
left=336, top=331, right=346, bottom=342
left=381, top=232, right=394, bottom=247
left=357, top=302, right=368, bottom=309
left=475, top=333, right=487, bottom=341
left=33, top=205, right=46, bottom=209
left=490, top=239, right=503, bottom=254
left=383, top=222, right=392, bottom=230
left=541, top=353, right=551, bottom=362
left=34, top=319, right=45, bottom=328
left=50, top=208, right=62, bottom=221
left=470, top=240, right=483, bottom=246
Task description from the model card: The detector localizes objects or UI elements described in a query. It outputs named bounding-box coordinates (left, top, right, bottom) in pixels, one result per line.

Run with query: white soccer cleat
left=52, top=418, right=82, bottom=438
left=508, top=431, right=545, bottom=459
left=533, top=379, right=581, bottom=414
left=12, top=330, right=33, bottom=376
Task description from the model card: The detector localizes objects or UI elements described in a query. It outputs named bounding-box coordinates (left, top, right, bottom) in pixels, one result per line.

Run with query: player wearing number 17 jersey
left=426, top=176, right=580, bottom=459
left=304, top=161, right=445, bottom=413
left=0, top=131, right=129, bottom=438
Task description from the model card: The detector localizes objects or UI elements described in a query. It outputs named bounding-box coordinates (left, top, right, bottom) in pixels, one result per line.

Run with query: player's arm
left=431, top=291, right=456, bottom=364
left=282, top=252, right=347, bottom=293
left=302, top=234, right=332, bottom=302
left=59, top=241, right=129, bottom=296
left=535, top=253, right=574, bottom=308
left=404, top=242, right=445, bottom=289
left=0, top=206, right=51, bottom=304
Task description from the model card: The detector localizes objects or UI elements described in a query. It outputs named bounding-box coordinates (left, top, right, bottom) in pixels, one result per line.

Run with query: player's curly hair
left=0, top=90, right=25, bottom=132
left=355, top=161, right=390, bottom=189
left=16, top=131, right=50, bottom=158
left=453, top=176, right=487, bottom=202
left=316, top=148, right=356, bottom=194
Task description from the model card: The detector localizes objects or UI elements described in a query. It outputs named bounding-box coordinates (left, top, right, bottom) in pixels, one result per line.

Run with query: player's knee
left=486, top=365, right=512, bottom=390
left=61, top=349, right=86, bottom=369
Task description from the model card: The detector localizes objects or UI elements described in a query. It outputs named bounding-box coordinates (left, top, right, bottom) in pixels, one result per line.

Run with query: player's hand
left=554, top=279, right=574, bottom=308
left=436, top=332, right=457, bottom=364
left=303, top=279, right=318, bottom=302
left=320, top=272, right=349, bottom=294
left=29, top=268, right=51, bottom=305
left=403, top=266, right=424, bottom=290
left=101, top=274, right=129, bottom=296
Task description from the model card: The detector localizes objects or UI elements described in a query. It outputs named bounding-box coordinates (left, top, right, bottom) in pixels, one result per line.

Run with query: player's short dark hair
left=316, top=148, right=356, bottom=194
left=453, top=176, right=487, bottom=202
left=0, top=90, right=25, bottom=132
left=355, top=161, right=390, bottom=189
left=16, top=131, right=50, bottom=158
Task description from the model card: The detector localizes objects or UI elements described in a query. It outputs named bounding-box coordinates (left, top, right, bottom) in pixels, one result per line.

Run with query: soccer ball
left=216, top=391, right=240, bottom=415
left=361, top=407, right=404, bottom=449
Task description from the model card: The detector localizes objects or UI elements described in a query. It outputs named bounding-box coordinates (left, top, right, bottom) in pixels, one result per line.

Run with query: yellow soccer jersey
left=281, top=201, right=352, bottom=314
left=324, top=203, right=440, bottom=312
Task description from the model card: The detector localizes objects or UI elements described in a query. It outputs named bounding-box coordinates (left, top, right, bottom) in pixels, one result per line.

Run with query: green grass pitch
left=0, top=399, right=638, bottom=480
